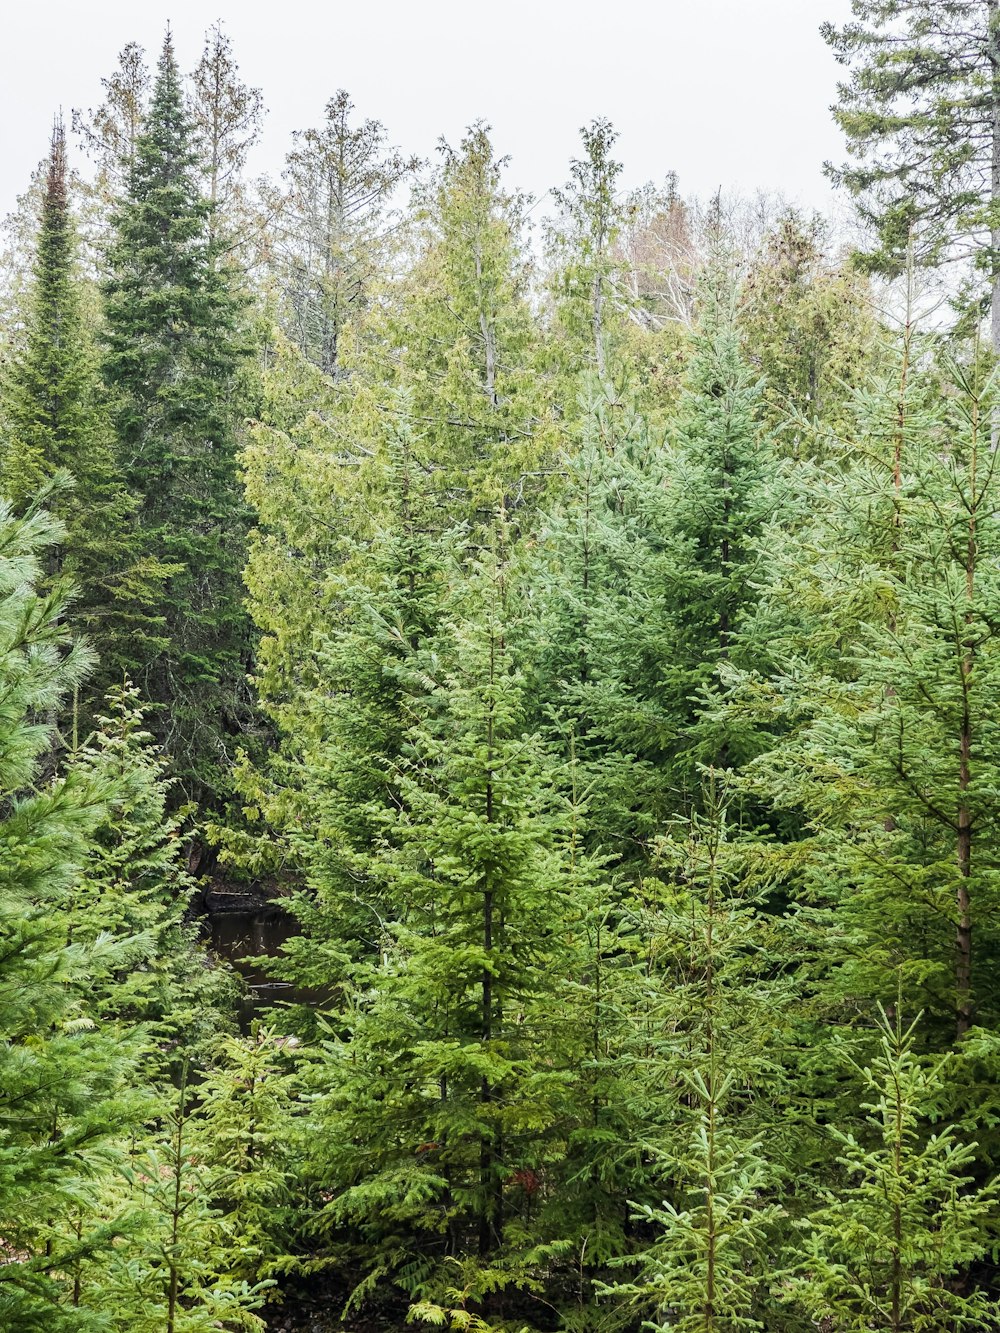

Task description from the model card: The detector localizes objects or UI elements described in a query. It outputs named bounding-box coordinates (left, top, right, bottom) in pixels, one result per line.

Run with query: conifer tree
left=547, top=119, right=630, bottom=385
left=67, top=684, right=237, bottom=1058
left=271, top=90, right=418, bottom=377
left=196, top=1024, right=302, bottom=1290
left=190, top=22, right=265, bottom=251
left=823, top=0, right=1000, bottom=346
left=107, top=1065, right=269, bottom=1332
left=605, top=783, right=790, bottom=1333
left=727, top=344, right=1000, bottom=1043
left=662, top=262, right=774, bottom=786
left=375, top=124, right=553, bottom=529
left=0, top=499, right=146, bottom=1330
left=785, top=1009, right=998, bottom=1332
left=101, top=32, right=253, bottom=801
left=738, top=211, right=875, bottom=445
left=0, top=123, right=161, bottom=713
left=300, top=529, right=577, bottom=1315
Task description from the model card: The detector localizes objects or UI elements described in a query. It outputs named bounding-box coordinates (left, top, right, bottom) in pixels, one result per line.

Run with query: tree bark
left=989, top=0, right=1000, bottom=354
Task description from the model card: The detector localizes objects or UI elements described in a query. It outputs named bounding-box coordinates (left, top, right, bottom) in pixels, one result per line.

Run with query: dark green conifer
left=101, top=32, right=252, bottom=802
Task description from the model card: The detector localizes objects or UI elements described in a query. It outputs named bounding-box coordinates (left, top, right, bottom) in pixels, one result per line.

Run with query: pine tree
left=822, top=0, right=1000, bottom=347
left=738, top=211, right=876, bottom=446
left=101, top=32, right=253, bottom=802
left=547, top=119, right=630, bottom=386
left=196, top=1024, right=302, bottom=1290
left=727, top=342, right=1000, bottom=1043
left=190, top=22, right=265, bottom=252
left=661, top=261, right=775, bottom=787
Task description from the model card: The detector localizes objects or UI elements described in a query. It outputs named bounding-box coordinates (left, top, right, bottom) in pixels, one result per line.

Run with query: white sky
left=2, top=0, right=857, bottom=223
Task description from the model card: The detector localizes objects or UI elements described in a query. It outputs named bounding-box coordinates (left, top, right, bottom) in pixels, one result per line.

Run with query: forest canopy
left=3, top=5, right=1000, bottom=1331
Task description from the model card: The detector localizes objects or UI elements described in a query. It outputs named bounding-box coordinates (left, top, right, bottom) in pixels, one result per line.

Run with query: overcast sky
left=2, top=0, right=856, bottom=223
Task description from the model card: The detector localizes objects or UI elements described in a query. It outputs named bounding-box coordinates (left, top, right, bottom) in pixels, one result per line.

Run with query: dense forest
left=5, top=4, right=1000, bottom=1329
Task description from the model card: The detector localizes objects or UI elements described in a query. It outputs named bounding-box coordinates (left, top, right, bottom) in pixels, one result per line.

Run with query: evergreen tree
left=547, top=120, right=631, bottom=386
left=373, top=124, right=554, bottom=530
left=823, top=0, right=1000, bottom=346
left=190, top=22, right=265, bottom=251
left=0, top=122, right=163, bottom=717
left=106, top=1065, right=269, bottom=1332
left=785, top=1009, right=998, bottom=1332
left=101, top=32, right=253, bottom=802
left=738, top=211, right=876, bottom=446
left=195, top=1024, right=302, bottom=1292
left=604, top=783, right=790, bottom=1333
left=662, top=261, right=775, bottom=785
left=299, top=530, right=578, bottom=1317
left=270, top=90, right=418, bottom=377
left=727, top=343, right=1000, bottom=1043
left=0, top=499, right=146, bottom=1330
left=67, top=684, right=238, bottom=1058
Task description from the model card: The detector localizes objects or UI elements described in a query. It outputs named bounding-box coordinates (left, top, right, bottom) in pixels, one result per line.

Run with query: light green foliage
left=605, top=784, right=790, bottom=1333
left=373, top=124, right=555, bottom=527
left=738, top=211, right=876, bottom=445
left=195, top=1024, right=303, bottom=1288
left=729, top=345, right=1000, bottom=1039
left=0, top=500, right=143, bottom=1330
left=105, top=1067, right=268, bottom=1332
left=547, top=119, right=631, bottom=385
left=785, top=1009, right=999, bottom=1332
left=269, top=89, right=417, bottom=376
left=67, top=684, right=238, bottom=1061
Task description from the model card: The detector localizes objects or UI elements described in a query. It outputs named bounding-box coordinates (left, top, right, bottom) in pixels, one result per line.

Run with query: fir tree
left=784, top=1009, right=999, bottom=1332
left=604, top=782, right=790, bottom=1333
left=101, top=31, right=253, bottom=802
left=0, top=122, right=165, bottom=730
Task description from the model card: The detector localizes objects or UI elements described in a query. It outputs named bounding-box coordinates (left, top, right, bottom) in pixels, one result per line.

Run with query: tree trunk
left=989, top=0, right=1000, bottom=354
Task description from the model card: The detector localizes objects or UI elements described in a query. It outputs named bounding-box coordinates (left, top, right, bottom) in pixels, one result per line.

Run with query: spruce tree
left=101, top=32, right=252, bottom=802
left=299, top=529, right=578, bottom=1317
left=0, top=122, right=165, bottom=727
left=604, top=783, right=790, bottom=1333
left=0, top=499, right=146, bottom=1331
left=785, top=1009, right=998, bottom=1332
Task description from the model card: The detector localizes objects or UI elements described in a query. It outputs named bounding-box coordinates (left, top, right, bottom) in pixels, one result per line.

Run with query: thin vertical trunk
left=891, top=1108, right=903, bottom=1331
left=479, top=605, right=499, bottom=1258
left=167, top=1068, right=188, bottom=1333
left=475, top=239, right=498, bottom=410
left=593, top=267, right=607, bottom=381
left=956, top=393, right=978, bottom=1039
left=989, top=1, right=1000, bottom=355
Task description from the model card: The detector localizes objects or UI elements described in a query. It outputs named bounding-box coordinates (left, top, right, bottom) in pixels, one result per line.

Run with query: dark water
left=209, top=908, right=302, bottom=1019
